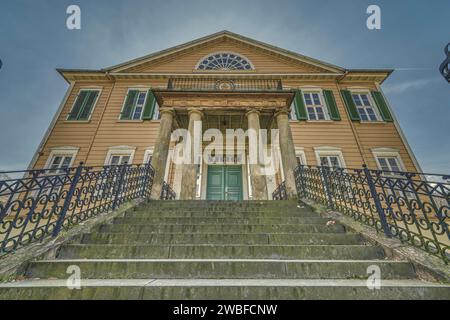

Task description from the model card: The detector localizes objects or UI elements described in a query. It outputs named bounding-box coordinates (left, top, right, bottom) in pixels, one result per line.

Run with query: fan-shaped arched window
left=196, top=53, right=254, bottom=70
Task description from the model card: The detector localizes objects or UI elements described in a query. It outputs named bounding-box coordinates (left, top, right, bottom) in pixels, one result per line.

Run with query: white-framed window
left=288, top=101, right=298, bottom=120
left=351, top=92, right=380, bottom=122
left=45, top=147, right=79, bottom=173
left=120, top=89, right=161, bottom=121
left=303, top=91, right=329, bottom=121
left=377, top=157, right=402, bottom=173
left=132, top=91, right=148, bottom=120
left=314, top=147, right=346, bottom=170
left=295, top=148, right=307, bottom=166
left=152, top=101, right=161, bottom=120
left=143, top=149, right=154, bottom=164
left=195, top=155, right=203, bottom=198
left=105, top=146, right=136, bottom=166
left=372, top=149, right=405, bottom=174
left=372, top=148, right=415, bottom=199
left=67, top=89, right=101, bottom=121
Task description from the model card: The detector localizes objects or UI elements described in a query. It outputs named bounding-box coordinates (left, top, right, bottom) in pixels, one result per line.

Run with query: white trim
left=195, top=51, right=255, bottom=70
left=66, top=88, right=102, bottom=121
left=314, top=146, right=347, bottom=168
left=44, top=146, right=79, bottom=170
left=375, top=83, right=423, bottom=173
left=27, top=82, right=75, bottom=170
left=104, top=146, right=136, bottom=165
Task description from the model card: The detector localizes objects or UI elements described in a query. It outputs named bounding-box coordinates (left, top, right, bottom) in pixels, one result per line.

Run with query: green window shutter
left=78, top=91, right=99, bottom=120
left=120, top=90, right=138, bottom=120
left=371, top=91, right=393, bottom=122
left=323, top=90, right=340, bottom=121
left=142, top=90, right=156, bottom=120
left=340, top=90, right=360, bottom=121
left=294, top=90, right=307, bottom=121
left=67, top=91, right=88, bottom=120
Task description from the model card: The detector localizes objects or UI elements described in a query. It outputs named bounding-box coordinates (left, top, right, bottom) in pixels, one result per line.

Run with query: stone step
left=138, top=200, right=300, bottom=207
left=98, top=223, right=346, bottom=234
left=57, top=244, right=385, bottom=260
left=126, top=210, right=319, bottom=218
left=80, top=232, right=364, bottom=245
left=114, top=216, right=329, bottom=225
left=1, top=279, right=449, bottom=300
left=25, top=259, right=415, bottom=280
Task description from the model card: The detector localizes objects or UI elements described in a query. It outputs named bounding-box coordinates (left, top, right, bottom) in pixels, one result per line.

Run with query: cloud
left=383, top=78, right=436, bottom=94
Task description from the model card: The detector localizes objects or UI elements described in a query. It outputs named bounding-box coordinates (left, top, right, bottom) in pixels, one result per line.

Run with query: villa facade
left=28, top=31, right=421, bottom=201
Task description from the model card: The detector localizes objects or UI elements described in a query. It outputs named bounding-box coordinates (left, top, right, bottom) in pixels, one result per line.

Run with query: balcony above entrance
left=167, top=78, right=283, bottom=92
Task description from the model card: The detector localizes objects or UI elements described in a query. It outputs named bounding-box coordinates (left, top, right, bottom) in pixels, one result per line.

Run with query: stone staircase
left=0, top=201, right=449, bottom=300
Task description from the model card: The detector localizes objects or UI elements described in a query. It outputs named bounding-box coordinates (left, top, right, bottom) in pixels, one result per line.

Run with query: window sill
left=64, top=120, right=91, bottom=124
left=358, top=121, right=387, bottom=124
left=116, top=120, right=144, bottom=123
left=288, top=120, right=334, bottom=123
left=306, top=120, right=333, bottom=123
left=116, top=120, right=161, bottom=123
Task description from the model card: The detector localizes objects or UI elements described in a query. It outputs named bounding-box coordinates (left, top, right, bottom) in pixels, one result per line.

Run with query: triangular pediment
left=107, top=31, right=344, bottom=74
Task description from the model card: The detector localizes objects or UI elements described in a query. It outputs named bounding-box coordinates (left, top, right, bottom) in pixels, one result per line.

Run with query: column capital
left=245, top=108, right=261, bottom=117
left=160, top=107, right=175, bottom=117
left=187, top=108, right=204, bottom=118
left=274, top=107, right=290, bottom=118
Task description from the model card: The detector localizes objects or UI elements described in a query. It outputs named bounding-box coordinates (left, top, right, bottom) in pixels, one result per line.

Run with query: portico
left=149, top=88, right=298, bottom=200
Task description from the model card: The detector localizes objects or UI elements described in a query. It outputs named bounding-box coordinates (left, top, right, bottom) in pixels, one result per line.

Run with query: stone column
left=275, top=108, right=298, bottom=199
left=180, top=108, right=203, bottom=200
left=246, top=109, right=268, bottom=200
left=150, top=108, right=175, bottom=200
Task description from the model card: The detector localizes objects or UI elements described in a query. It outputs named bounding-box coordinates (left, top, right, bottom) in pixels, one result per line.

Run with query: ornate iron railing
left=160, top=182, right=176, bottom=200
left=167, top=78, right=283, bottom=92
left=272, top=181, right=287, bottom=200
left=0, top=163, right=155, bottom=256
left=295, top=165, right=450, bottom=263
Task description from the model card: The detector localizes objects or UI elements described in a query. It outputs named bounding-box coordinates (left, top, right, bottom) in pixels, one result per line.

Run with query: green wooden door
left=206, top=166, right=243, bottom=200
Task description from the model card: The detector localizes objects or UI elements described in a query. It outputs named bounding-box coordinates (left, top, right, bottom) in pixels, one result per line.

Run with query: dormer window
left=196, top=53, right=254, bottom=71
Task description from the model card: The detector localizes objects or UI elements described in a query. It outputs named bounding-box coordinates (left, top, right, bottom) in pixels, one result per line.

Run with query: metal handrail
left=294, top=164, right=450, bottom=263
left=160, top=182, right=176, bottom=200
left=272, top=181, right=287, bottom=200
left=0, top=162, right=155, bottom=256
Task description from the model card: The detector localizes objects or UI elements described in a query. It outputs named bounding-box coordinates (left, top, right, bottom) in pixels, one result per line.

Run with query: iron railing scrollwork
left=294, top=165, right=450, bottom=263
left=0, top=162, right=155, bottom=256
left=272, top=181, right=287, bottom=200
left=160, top=182, right=176, bottom=200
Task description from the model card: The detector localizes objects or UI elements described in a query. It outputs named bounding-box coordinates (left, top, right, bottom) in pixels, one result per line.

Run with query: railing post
left=363, top=164, right=393, bottom=238
left=52, top=162, right=84, bottom=237
left=320, top=166, right=334, bottom=209
left=112, top=163, right=127, bottom=210
left=141, top=163, right=151, bottom=198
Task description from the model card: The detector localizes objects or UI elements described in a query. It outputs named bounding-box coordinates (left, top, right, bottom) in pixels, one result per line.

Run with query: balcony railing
left=295, top=165, right=450, bottom=263
left=272, top=181, right=287, bottom=200
left=167, top=78, right=283, bottom=92
left=0, top=162, right=176, bottom=256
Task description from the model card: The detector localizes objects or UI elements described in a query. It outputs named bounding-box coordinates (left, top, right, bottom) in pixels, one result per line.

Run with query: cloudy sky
left=0, top=0, right=449, bottom=173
